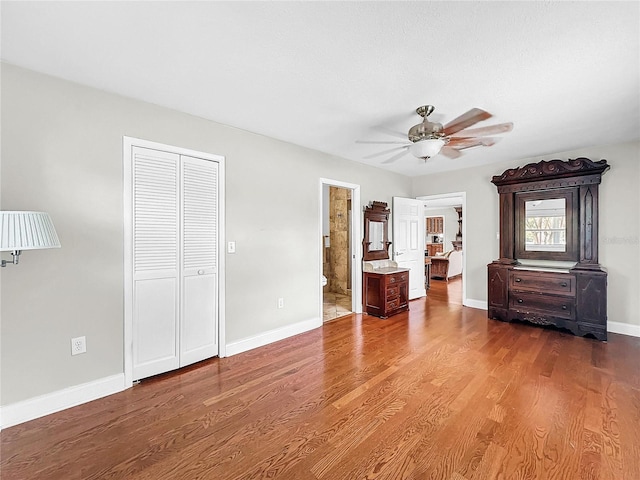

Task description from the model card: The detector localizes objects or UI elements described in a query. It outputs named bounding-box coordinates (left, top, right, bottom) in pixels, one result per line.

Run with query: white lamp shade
left=409, top=138, right=445, bottom=159
left=0, top=211, right=61, bottom=251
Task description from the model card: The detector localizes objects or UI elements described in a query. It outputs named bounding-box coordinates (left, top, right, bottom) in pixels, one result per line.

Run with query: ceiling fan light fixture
left=410, top=138, right=445, bottom=160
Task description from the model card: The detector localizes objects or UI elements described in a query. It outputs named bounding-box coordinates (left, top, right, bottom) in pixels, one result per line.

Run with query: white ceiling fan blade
left=372, top=126, right=408, bottom=140
left=440, top=146, right=463, bottom=159
left=363, top=145, right=410, bottom=159
left=381, top=147, right=410, bottom=164
left=450, top=122, right=513, bottom=138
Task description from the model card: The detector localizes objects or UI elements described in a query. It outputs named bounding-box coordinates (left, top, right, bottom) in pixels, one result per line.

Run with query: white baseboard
left=1, top=374, right=126, bottom=430
left=225, top=317, right=322, bottom=357
left=608, top=321, right=640, bottom=337
left=464, top=298, right=487, bottom=310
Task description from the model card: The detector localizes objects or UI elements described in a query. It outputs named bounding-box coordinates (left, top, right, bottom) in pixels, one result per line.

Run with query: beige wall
left=0, top=64, right=412, bottom=405
left=411, top=141, right=640, bottom=329
left=2, top=63, right=638, bottom=410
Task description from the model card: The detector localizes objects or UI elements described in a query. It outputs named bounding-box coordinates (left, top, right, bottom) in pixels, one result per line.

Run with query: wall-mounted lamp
left=0, top=211, right=61, bottom=267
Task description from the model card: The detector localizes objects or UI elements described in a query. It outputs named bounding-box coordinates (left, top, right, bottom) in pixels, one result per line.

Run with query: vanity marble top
left=365, top=266, right=410, bottom=275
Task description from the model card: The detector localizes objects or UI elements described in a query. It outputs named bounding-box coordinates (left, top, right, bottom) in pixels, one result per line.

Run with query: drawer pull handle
left=560, top=282, right=567, bottom=287
left=562, top=305, right=567, bottom=310
left=515, top=278, right=522, bottom=283
left=517, top=299, right=523, bottom=304
left=390, top=278, right=396, bottom=283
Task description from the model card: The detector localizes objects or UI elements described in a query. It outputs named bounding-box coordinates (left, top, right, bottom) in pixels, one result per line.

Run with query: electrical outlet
left=278, top=297, right=284, bottom=309
left=227, top=241, right=236, bottom=254
left=71, top=336, right=87, bottom=355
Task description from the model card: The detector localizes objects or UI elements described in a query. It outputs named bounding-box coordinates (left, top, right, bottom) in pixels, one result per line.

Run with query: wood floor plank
left=2, top=279, right=639, bottom=480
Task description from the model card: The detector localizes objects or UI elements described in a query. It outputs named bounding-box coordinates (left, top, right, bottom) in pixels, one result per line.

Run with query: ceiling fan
left=358, top=105, right=513, bottom=164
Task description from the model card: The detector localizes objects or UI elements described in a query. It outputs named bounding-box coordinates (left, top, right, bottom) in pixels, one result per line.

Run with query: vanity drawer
left=386, top=297, right=401, bottom=310
left=510, top=292, right=575, bottom=320
left=386, top=285, right=400, bottom=299
left=510, top=271, right=575, bottom=296
left=388, top=272, right=408, bottom=284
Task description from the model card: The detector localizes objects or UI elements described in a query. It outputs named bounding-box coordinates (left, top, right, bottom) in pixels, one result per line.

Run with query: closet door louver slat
left=134, top=155, right=178, bottom=273
left=182, top=156, right=218, bottom=271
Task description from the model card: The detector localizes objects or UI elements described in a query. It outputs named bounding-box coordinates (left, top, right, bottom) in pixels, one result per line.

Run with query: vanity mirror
left=362, top=201, right=391, bottom=261
left=488, top=158, right=610, bottom=340
left=368, top=221, right=385, bottom=251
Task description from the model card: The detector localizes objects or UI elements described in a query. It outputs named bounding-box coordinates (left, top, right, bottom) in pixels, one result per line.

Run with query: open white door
left=392, top=197, right=426, bottom=300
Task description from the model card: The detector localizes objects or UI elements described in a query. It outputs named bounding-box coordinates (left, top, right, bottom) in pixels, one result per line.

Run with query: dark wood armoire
left=487, top=158, right=609, bottom=340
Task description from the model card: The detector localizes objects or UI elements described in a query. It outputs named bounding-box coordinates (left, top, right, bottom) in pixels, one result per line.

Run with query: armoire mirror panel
left=524, top=198, right=566, bottom=252
left=514, top=189, right=578, bottom=262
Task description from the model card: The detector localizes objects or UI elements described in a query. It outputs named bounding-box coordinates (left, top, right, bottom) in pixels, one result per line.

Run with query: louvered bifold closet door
left=132, top=147, right=180, bottom=380
left=180, top=155, right=219, bottom=366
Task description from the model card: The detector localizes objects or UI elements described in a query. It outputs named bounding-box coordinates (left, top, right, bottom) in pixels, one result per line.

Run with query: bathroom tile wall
left=329, top=186, right=351, bottom=295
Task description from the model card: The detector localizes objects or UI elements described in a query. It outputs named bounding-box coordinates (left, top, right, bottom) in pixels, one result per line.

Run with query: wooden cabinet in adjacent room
left=426, top=216, right=444, bottom=234
left=426, top=215, right=445, bottom=257
left=363, top=268, right=409, bottom=318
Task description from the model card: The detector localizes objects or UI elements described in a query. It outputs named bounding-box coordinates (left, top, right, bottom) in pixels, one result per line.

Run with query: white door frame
left=416, top=191, right=467, bottom=306
left=319, top=179, right=362, bottom=317
left=123, top=136, right=226, bottom=387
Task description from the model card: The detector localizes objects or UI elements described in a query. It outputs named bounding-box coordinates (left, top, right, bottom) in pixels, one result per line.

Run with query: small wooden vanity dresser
left=362, top=201, right=409, bottom=319
left=488, top=158, right=609, bottom=340
left=363, top=264, right=409, bottom=318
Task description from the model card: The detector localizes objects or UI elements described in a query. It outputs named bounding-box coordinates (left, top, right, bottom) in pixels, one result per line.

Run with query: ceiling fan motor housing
left=408, top=105, right=445, bottom=143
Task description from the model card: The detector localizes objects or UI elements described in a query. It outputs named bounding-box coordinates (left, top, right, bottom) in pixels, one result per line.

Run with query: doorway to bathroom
left=320, top=179, right=362, bottom=322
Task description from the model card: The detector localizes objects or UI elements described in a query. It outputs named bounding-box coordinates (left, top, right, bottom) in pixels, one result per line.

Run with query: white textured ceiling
left=2, top=1, right=639, bottom=177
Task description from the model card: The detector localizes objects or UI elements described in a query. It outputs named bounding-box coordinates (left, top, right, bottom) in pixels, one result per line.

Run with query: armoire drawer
left=510, top=292, right=575, bottom=320
left=510, top=271, right=575, bottom=296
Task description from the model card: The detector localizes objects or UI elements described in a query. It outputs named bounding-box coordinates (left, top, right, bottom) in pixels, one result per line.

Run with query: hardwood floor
left=428, top=276, right=462, bottom=305
left=2, top=294, right=639, bottom=479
